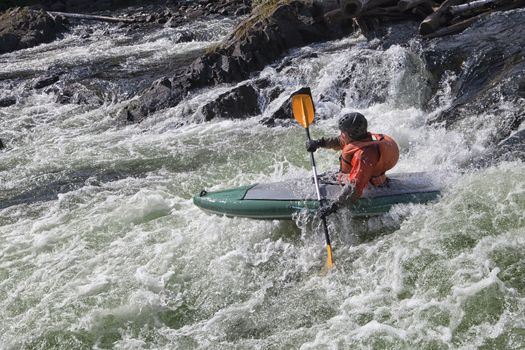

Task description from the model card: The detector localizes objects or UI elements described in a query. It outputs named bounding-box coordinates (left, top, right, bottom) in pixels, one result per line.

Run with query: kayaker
left=306, top=112, right=399, bottom=217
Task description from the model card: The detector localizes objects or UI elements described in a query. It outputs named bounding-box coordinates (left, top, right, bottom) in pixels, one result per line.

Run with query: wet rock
left=33, top=75, right=60, bottom=89
left=518, top=78, right=525, bottom=99
left=481, top=129, right=525, bottom=165
left=56, top=83, right=104, bottom=106
left=424, top=9, right=525, bottom=144
left=49, top=1, right=66, bottom=11
left=173, top=31, right=196, bottom=43
left=0, top=7, right=67, bottom=54
left=0, top=95, right=16, bottom=107
left=199, top=83, right=260, bottom=121
left=260, top=98, right=291, bottom=127
left=119, top=76, right=180, bottom=123
left=120, top=0, right=353, bottom=122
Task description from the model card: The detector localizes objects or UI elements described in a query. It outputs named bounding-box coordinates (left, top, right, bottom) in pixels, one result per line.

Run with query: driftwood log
left=48, top=11, right=145, bottom=23
left=423, top=11, right=485, bottom=37
left=448, top=0, right=496, bottom=14
left=419, top=0, right=466, bottom=34
left=421, top=0, right=525, bottom=35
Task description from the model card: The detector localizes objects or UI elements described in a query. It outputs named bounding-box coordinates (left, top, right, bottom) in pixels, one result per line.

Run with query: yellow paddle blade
left=291, top=87, right=315, bottom=128
left=320, top=245, right=335, bottom=275
left=325, top=244, right=334, bottom=268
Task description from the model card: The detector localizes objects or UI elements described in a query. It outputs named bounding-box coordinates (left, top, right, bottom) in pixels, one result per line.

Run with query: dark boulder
left=119, top=1, right=353, bottom=122
left=0, top=138, right=4, bottom=150
left=173, top=31, right=196, bottom=43
left=0, top=96, right=16, bottom=107
left=199, top=83, right=260, bottom=121
left=518, top=78, right=525, bottom=99
left=477, top=129, right=525, bottom=167
left=119, top=76, right=182, bottom=123
left=260, top=98, right=290, bottom=127
left=56, top=82, right=104, bottom=106
left=0, top=7, right=67, bottom=54
left=33, top=74, right=60, bottom=89
left=423, top=9, right=525, bottom=145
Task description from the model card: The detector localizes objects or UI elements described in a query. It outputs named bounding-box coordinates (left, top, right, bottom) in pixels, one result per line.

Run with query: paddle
left=291, top=87, right=334, bottom=270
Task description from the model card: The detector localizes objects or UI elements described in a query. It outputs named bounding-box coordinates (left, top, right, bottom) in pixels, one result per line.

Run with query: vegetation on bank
left=207, top=0, right=286, bottom=53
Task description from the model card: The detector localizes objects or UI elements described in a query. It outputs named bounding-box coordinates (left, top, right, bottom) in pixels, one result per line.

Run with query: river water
left=0, top=15, right=524, bottom=350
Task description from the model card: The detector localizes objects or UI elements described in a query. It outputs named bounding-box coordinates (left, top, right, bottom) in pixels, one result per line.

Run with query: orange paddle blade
left=291, top=87, right=315, bottom=128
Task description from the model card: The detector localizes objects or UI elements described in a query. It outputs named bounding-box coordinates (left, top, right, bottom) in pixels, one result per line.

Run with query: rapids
left=1, top=14, right=524, bottom=350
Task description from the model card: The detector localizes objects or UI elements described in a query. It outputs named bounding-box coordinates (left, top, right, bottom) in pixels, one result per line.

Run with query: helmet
left=338, top=112, right=368, bottom=139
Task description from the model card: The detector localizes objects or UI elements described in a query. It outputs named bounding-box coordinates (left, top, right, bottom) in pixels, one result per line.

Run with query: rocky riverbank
left=118, top=0, right=354, bottom=123
left=0, top=7, right=67, bottom=54
left=0, top=0, right=523, bottom=163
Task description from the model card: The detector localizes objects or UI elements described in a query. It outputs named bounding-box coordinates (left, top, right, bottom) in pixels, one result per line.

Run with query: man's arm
left=306, top=136, right=342, bottom=152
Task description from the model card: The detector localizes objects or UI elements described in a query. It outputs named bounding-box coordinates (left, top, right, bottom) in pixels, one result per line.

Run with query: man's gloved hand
left=318, top=201, right=338, bottom=218
left=305, top=139, right=322, bottom=153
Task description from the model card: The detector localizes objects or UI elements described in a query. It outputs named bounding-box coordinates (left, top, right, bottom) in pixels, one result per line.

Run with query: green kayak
left=193, top=172, right=442, bottom=220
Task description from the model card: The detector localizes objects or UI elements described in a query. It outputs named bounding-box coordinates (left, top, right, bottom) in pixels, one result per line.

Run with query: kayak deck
left=193, top=172, right=441, bottom=220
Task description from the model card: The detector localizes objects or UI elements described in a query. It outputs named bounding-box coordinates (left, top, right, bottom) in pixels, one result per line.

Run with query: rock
left=199, top=83, right=260, bottom=121
left=0, top=138, right=4, bottom=150
left=164, top=16, right=180, bottom=28
left=56, top=82, right=104, bottom=105
left=118, top=76, right=181, bottom=123
left=0, top=96, right=16, bottom=107
left=33, top=75, right=60, bottom=89
left=478, top=129, right=525, bottom=166
left=0, top=7, right=67, bottom=54
left=519, top=78, right=525, bottom=99
left=424, top=9, right=525, bottom=145
left=119, top=0, right=353, bottom=122
left=49, top=1, right=66, bottom=11
left=260, top=98, right=290, bottom=127
left=173, top=31, right=196, bottom=43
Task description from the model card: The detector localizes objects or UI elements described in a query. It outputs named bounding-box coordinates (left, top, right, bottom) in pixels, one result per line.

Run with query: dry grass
left=206, top=0, right=291, bottom=54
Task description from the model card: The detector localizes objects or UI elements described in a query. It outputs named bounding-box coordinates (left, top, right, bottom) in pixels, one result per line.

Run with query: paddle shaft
left=305, top=128, right=334, bottom=262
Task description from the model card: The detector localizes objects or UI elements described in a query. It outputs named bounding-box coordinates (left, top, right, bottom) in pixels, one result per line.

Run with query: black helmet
left=338, top=112, right=368, bottom=139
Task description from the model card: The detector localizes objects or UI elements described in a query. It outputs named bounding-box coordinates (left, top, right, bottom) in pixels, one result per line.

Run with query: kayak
left=193, top=172, right=442, bottom=220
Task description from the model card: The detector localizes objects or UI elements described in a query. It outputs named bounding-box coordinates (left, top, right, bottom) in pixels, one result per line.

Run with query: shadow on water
left=0, top=168, right=133, bottom=210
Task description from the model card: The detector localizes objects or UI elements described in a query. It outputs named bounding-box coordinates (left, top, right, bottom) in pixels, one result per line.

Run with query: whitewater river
left=1, top=16, right=524, bottom=350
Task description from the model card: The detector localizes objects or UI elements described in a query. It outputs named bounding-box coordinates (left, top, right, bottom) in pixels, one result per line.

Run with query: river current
left=0, top=16, right=524, bottom=350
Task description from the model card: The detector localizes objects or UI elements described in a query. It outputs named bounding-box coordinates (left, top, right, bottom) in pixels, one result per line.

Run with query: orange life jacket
left=339, top=133, right=399, bottom=186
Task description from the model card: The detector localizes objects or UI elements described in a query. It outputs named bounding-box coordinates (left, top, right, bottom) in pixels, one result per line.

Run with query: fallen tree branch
left=419, top=0, right=466, bottom=35
left=449, top=0, right=497, bottom=15
left=48, top=11, right=145, bottom=23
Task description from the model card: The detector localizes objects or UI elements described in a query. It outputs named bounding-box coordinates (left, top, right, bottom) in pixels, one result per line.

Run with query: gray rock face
left=423, top=10, right=525, bottom=146
left=199, top=83, right=260, bottom=121
left=494, top=129, right=525, bottom=162
left=119, top=1, right=353, bottom=123
left=56, top=82, right=104, bottom=106
left=0, top=7, right=67, bottom=54
left=33, top=74, right=61, bottom=89
left=0, top=96, right=16, bottom=107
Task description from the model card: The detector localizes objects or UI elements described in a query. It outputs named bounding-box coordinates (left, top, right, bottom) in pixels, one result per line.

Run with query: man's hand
left=306, top=139, right=322, bottom=152
left=318, top=201, right=338, bottom=218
